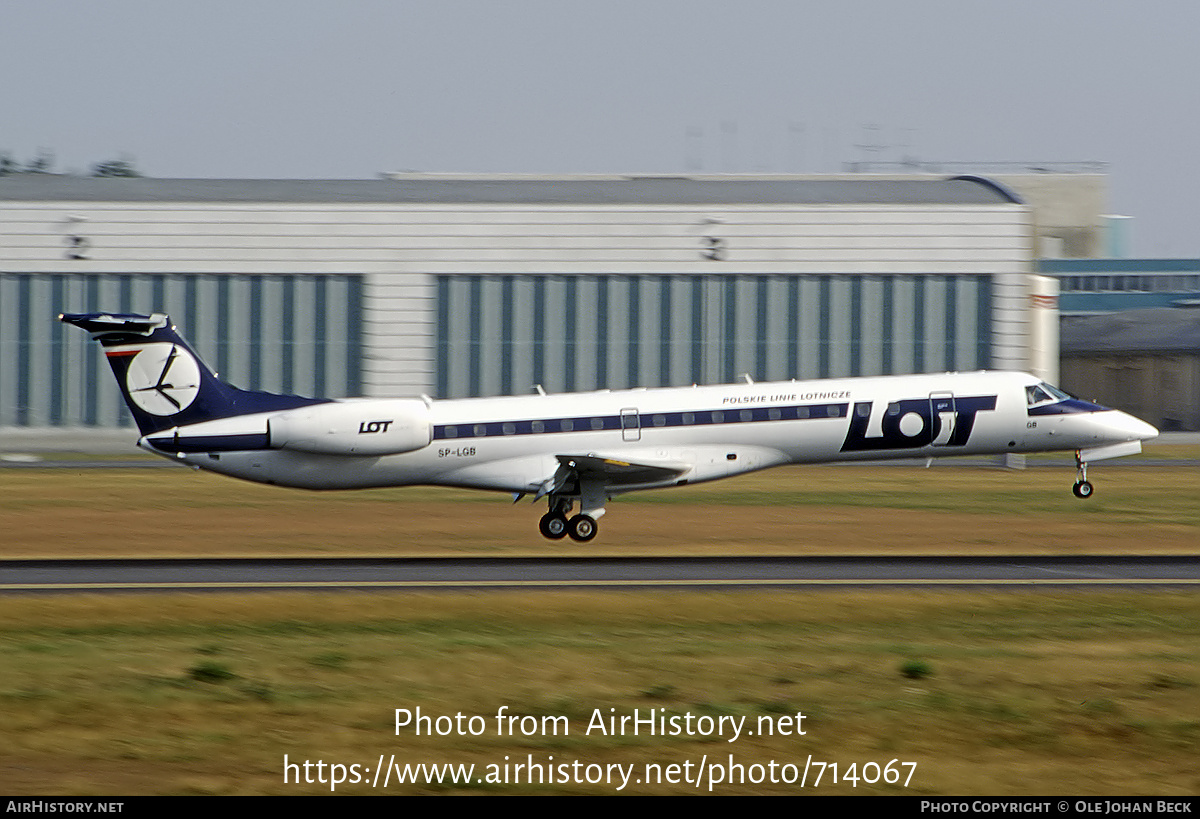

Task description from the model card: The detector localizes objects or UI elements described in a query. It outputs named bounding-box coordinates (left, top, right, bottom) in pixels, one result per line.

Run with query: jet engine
left=268, top=399, right=432, bottom=456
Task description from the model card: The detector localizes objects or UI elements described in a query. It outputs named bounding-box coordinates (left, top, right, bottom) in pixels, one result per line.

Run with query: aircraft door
left=620, top=408, right=641, bottom=442
left=929, top=393, right=956, bottom=446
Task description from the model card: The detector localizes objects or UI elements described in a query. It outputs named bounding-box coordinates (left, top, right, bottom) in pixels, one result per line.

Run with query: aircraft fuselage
left=60, top=312, right=1159, bottom=542
left=152, top=370, right=1152, bottom=494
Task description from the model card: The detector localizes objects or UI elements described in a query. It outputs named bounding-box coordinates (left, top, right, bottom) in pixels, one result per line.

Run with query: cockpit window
left=1026, top=384, right=1054, bottom=406
left=1043, top=383, right=1072, bottom=401
left=1026, top=382, right=1070, bottom=406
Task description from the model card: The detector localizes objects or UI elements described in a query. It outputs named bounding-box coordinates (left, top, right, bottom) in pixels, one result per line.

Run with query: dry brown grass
left=0, top=591, right=1197, bottom=795
left=3, top=459, right=1197, bottom=558
left=1, top=458, right=1197, bottom=794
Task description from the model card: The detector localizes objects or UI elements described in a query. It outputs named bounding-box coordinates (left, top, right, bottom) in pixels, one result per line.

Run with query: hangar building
left=0, top=174, right=1043, bottom=433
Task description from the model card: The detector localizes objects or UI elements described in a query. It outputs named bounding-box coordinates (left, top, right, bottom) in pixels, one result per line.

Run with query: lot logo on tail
left=113, top=343, right=202, bottom=416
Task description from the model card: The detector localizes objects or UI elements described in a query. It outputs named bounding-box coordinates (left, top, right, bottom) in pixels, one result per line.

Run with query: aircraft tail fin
left=60, top=312, right=325, bottom=435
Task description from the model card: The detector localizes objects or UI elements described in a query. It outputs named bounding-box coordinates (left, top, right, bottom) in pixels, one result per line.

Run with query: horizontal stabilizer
left=60, top=312, right=168, bottom=337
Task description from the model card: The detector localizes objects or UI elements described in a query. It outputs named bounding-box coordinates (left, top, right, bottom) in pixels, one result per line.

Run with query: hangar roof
left=0, top=174, right=1022, bottom=206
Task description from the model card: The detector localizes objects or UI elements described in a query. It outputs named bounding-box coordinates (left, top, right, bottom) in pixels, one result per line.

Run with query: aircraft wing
left=524, top=453, right=689, bottom=502
left=555, top=453, right=690, bottom=487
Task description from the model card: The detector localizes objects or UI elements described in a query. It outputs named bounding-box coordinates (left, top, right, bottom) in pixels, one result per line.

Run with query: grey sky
left=4, top=0, right=1199, bottom=255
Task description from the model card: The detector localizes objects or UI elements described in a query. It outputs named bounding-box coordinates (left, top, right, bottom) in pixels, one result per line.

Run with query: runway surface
left=2, top=555, right=1198, bottom=592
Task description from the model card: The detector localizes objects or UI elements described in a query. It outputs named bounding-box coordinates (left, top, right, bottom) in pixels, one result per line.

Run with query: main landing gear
left=1072, top=450, right=1094, bottom=499
left=538, top=497, right=600, bottom=542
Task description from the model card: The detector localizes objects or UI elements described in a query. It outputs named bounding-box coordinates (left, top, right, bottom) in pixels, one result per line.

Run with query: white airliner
left=62, top=312, right=1159, bottom=542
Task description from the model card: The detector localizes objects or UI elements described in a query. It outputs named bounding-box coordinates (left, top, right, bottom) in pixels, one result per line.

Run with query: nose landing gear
left=1072, top=450, right=1094, bottom=499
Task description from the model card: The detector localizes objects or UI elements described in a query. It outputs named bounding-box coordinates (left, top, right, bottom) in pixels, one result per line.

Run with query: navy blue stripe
left=659, top=278, right=672, bottom=385
left=248, top=277, right=262, bottom=390
left=913, top=276, right=926, bottom=373
left=313, top=276, right=327, bottom=397
left=281, top=277, right=295, bottom=394
left=564, top=276, right=578, bottom=392
left=84, top=276, right=100, bottom=424
left=849, top=276, right=862, bottom=377
left=49, top=275, right=65, bottom=424
left=532, top=278, right=545, bottom=389
left=433, top=401, right=849, bottom=440
left=468, top=276, right=482, bottom=396
left=787, top=277, right=799, bottom=377
left=216, top=275, right=230, bottom=381
left=119, top=275, right=133, bottom=313
left=627, top=276, right=641, bottom=387
left=756, top=277, right=768, bottom=379
left=977, top=275, right=992, bottom=369
left=345, top=275, right=364, bottom=397
left=214, top=273, right=228, bottom=377
left=691, top=278, right=704, bottom=384
left=596, top=276, right=609, bottom=388
left=435, top=276, right=449, bottom=398
left=152, top=276, right=166, bottom=314
left=881, top=276, right=894, bottom=375
left=500, top=275, right=513, bottom=395
left=16, top=275, right=31, bottom=425
left=723, top=276, right=736, bottom=382
left=945, top=276, right=957, bottom=370
left=115, top=276, right=136, bottom=428
left=184, top=276, right=199, bottom=365
left=818, top=276, right=831, bottom=378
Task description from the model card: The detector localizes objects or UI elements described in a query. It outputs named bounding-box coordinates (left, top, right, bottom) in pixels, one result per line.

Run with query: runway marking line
left=3, top=578, right=1199, bottom=591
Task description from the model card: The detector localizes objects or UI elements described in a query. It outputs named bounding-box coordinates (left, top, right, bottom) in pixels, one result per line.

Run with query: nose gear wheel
left=1072, top=450, right=1094, bottom=499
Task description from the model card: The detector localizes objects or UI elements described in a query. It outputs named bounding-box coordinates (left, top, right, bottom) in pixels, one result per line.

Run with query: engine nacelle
left=269, top=399, right=432, bottom=456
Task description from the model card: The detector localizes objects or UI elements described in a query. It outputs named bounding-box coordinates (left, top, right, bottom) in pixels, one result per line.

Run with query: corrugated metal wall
left=0, top=273, right=363, bottom=427
left=434, top=273, right=992, bottom=398
left=1, top=182, right=1032, bottom=414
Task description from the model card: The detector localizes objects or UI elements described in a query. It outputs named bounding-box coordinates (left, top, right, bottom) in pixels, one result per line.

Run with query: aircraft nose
left=1116, top=411, right=1158, bottom=442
